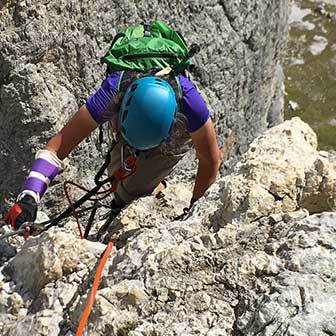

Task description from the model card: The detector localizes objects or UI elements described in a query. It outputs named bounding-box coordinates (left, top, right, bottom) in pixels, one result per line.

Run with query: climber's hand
left=174, top=207, right=191, bottom=221
left=174, top=198, right=198, bottom=221
left=5, top=195, right=38, bottom=230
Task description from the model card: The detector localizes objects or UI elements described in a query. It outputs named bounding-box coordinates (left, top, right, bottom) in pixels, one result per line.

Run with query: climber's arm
left=4, top=105, right=98, bottom=229
left=45, top=105, right=98, bottom=159
left=190, top=118, right=221, bottom=202
left=5, top=70, right=119, bottom=229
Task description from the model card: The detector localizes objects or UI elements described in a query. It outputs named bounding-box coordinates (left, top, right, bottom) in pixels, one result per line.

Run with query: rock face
left=220, top=117, right=336, bottom=224
left=5, top=231, right=106, bottom=295
left=4, top=1, right=324, bottom=335
left=0, top=0, right=289, bottom=213
left=0, top=117, right=335, bottom=336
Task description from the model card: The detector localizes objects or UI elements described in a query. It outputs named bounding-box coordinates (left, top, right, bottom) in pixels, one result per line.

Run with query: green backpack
left=101, top=20, right=198, bottom=74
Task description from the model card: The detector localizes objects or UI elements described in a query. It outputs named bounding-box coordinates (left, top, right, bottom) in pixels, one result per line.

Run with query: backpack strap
left=174, top=74, right=183, bottom=113
left=154, top=68, right=183, bottom=114
left=117, top=70, right=141, bottom=93
left=154, top=66, right=173, bottom=77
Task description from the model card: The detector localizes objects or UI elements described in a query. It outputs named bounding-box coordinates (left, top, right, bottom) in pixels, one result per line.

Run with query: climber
left=4, top=20, right=221, bottom=231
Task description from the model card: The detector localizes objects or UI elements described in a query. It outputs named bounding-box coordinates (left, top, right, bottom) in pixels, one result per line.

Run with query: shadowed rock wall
left=0, top=0, right=289, bottom=212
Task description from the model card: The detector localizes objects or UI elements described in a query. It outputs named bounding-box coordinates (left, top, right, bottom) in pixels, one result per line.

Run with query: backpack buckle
left=143, top=21, right=152, bottom=37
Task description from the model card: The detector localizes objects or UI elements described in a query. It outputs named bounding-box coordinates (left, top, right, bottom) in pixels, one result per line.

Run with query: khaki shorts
left=108, top=136, right=192, bottom=206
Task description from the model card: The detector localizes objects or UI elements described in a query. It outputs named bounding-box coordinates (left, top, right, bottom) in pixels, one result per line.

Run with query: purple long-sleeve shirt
left=86, top=71, right=210, bottom=133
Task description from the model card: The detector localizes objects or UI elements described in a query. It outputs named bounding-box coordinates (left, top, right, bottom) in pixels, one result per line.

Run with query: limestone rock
left=237, top=212, right=336, bottom=335
left=301, top=156, right=336, bottom=212
left=0, top=309, right=63, bottom=336
left=5, top=231, right=106, bottom=295
left=0, top=119, right=335, bottom=335
left=0, top=240, right=16, bottom=263
left=71, top=280, right=147, bottom=335
left=98, top=182, right=192, bottom=245
left=74, top=200, right=237, bottom=334
left=220, top=117, right=336, bottom=223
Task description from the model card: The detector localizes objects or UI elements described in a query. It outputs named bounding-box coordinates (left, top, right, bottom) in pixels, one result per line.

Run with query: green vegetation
left=284, top=0, right=336, bottom=150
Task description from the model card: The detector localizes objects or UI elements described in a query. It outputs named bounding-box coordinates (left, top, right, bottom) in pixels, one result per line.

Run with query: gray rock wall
left=0, top=0, right=289, bottom=212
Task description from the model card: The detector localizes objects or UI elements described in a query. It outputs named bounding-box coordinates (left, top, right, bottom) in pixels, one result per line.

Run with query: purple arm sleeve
left=21, top=154, right=62, bottom=199
left=22, top=178, right=48, bottom=196
left=31, top=159, right=61, bottom=180
left=178, top=75, right=210, bottom=133
left=86, top=71, right=122, bottom=124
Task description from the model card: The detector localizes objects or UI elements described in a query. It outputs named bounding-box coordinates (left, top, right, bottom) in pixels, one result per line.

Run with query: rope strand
left=62, top=155, right=137, bottom=239
left=76, top=242, right=113, bottom=335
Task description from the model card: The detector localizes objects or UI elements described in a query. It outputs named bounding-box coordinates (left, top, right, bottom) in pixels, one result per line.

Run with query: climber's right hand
left=4, top=195, right=38, bottom=230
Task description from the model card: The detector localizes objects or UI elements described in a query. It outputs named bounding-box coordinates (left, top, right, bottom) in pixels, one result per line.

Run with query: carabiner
left=120, top=144, right=135, bottom=172
left=0, top=221, right=35, bottom=240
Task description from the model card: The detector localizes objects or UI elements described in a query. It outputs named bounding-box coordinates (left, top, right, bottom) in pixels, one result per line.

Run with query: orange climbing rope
left=64, top=154, right=135, bottom=334
left=76, top=241, right=114, bottom=336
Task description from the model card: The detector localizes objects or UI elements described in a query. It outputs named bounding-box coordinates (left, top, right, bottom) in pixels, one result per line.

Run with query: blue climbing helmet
left=119, top=76, right=177, bottom=150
